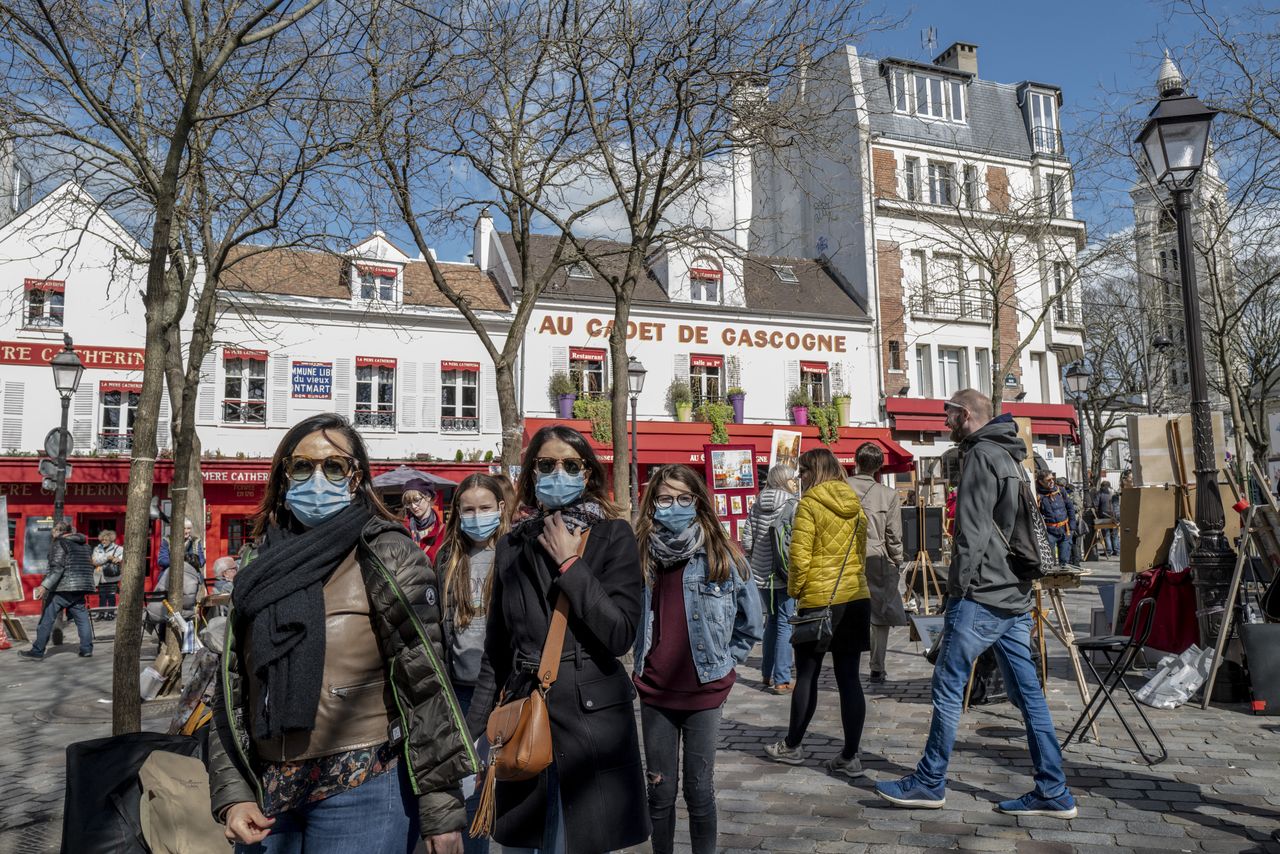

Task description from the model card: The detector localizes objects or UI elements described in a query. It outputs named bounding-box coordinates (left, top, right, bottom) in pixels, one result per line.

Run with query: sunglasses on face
left=534, top=457, right=584, bottom=477
left=284, top=455, right=356, bottom=484
left=653, top=493, right=696, bottom=509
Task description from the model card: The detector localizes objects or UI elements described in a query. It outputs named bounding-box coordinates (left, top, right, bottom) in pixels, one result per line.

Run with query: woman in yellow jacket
left=765, top=447, right=869, bottom=777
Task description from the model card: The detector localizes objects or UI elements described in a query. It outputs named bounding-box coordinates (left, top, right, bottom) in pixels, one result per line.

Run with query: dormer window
left=772, top=265, right=799, bottom=284
left=890, top=67, right=967, bottom=123
left=689, top=266, right=722, bottom=304
left=24, top=278, right=65, bottom=329
left=567, top=262, right=593, bottom=279
left=1029, top=91, right=1060, bottom=154
left=356, top=264, right=398, bottom=302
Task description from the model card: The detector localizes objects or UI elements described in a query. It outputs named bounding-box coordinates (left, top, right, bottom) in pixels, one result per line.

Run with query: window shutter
left=398, top=362, right=419, bottom=432
left=157, top=388, right=172, bottom=452
left=2, top=381, right=24, bottom=449
left=482, top=365, right=500, bottom=433
left=334, top=358, right=352, bottom=418
left=674, top=353, right=690, bottom=385
left=831, top=362, right=846, bottom=397
left=197, top=351, right=217, bottom=424
left=727, top=358, right=742, bottom=389
left=551, top=347, right=569, bottom=377
left=73, top=378, right=95, bottom=449
left=269, top=354, right=290, bottom=427
left=420, top=361, right=439, bottom=432
left=785, top=360, right=801, bottom=404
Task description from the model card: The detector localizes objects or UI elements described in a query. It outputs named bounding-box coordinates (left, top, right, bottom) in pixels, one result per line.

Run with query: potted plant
left=726, top=386, right=746, bottom=424
left=787, top=387, right=813, bottom=425
left=667, top=378, right=694, bottom=422
left=548, top=371, right=576, bottom=419
left=573, top=396, right=613, bottom=443
left=696, top=401, right=735, bottom=444
left=832, top=393, right=852, bottom=427
left=810, top=403, right=841, bottom=445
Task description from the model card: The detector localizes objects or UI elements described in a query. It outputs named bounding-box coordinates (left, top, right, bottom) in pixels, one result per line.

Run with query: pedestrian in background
left=91, top=528, right=124, bottom=620
left=403, top=480, right=446, bottom=564
left=633, top=464, right=762, bottom=854
left=1094, top=480, right=1118, bottom=558
left=159, top=518, right=205, bottom=574
left=847, top=443, right=908, bottom=684
left=764, top=448, right=869, bottom=778
left=875, top=388, right=1076, bottom=819
left=21, top=522, right=96, bottom=660
left=212, top=556, right=238, bottom=594
left=741, top=463, right=799, bottom=694
left=1035, top=470, right=1076, bottom=567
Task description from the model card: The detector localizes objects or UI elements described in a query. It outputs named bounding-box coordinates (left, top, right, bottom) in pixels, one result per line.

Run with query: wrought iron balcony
left=1032, top=125, right=1062, bottom=155
left=1054, top=301, right=1084, bottom=327
left=441, top=415, right=481, bottom=433
left=99, top=432, right=133, bottom=452
left=354, top=408, right=396, bottom=429
left=910, top=293, right=993, bottom=322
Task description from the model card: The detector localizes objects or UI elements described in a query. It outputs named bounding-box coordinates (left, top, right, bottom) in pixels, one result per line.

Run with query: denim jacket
left=632, top=552, right=764, bottom=684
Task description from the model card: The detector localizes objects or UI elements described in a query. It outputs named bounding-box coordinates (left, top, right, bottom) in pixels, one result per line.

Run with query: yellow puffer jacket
left=787, top=479, right=868, bottom=609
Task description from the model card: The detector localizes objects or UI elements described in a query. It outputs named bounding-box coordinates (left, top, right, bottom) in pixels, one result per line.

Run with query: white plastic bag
left=1167, top=519, right=1200, bottom=572
left=1135, top=644, right=1214, bottom=709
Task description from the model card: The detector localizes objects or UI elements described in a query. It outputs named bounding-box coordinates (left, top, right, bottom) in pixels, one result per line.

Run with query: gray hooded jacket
left=741, top=488, right=798, bottom=589
left=951, top=414, right=1034, bottom=615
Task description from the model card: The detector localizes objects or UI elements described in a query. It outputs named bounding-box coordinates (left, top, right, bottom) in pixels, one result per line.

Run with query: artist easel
left=0, top=600, right=27, bottom=642
left=1029, top=570, right=1099, bottom=741
left=903, top=495, right=944, bottom=615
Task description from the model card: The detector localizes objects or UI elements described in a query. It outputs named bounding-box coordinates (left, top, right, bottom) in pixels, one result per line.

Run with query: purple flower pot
left=557, top=393, right=576, bottom=419
left=791, top=406, right=809, bottom=426
left=728, top=393, right=745, bottom=424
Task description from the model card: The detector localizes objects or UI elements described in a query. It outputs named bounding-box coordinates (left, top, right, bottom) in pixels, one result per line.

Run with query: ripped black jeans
left=640, top=703, right=722, bottom=854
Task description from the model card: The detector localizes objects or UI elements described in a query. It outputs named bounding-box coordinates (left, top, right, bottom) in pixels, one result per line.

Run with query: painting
left=769, top=429, right=802, bottom=472
left=746, top=494, right=756, bottom=513
left=720, top=520, right=732, bottom=536
left=730, top=495, right=744, bottom=516
left=910, top=615, right=946, bottom=656
left=715, top=494, right=728, bottom=517
left=709, top=448, right=756, bottom=491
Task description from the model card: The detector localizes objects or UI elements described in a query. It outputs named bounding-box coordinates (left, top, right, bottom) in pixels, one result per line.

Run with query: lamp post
left=50, top=334, right=85, bottom=524
left=626, top=356, right=647, bottom=517
left=1135, top=71, right=1234, bottom=646
left=1064, top=361, right=1092, bottom=495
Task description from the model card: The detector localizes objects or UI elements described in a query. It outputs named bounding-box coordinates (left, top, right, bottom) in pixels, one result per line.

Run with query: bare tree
left=0, top=0, right=328, bottom=733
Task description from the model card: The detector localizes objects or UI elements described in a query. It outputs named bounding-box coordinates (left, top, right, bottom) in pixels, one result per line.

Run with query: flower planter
left=557, top=393, right=577, bottom=419
left=675, top=402, right=693, bottom=422
left=728, top=393, right=745, bottom=424
left=791, top=405, right=809, bottom=426
left=835, top=398, right=851, bottom=427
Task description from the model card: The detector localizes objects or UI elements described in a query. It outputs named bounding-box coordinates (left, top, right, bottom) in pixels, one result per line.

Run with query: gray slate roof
left=860, top=56, right=1053, bottom=162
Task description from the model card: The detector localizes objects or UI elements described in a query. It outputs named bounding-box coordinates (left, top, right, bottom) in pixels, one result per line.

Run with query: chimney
left=934, top=42, right=978, bottom=76
left=473, top=207, right=493, bottom=271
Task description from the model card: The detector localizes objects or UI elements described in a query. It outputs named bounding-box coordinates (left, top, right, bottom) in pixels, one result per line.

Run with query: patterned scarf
left=517, top=499, right=609, bottom=537
left=647, top=522, right=705, bottom=568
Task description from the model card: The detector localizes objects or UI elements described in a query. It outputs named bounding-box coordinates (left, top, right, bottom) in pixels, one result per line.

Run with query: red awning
left=569, top=347, right=606, bottom=363
left=24, top=278, right=65, bottom=293
left=690, top=354, right=723, bottom=369
left=800, top=360, right=829, bottom=374
left=224, top=347, right=268, bottom=361
left=441, top=360, right=480, bottom=372
left=356, top=356, right=398, bottom=369
left=522, top=419, right=914, bottom=474
left=884, top=397, right=1079, bottom=442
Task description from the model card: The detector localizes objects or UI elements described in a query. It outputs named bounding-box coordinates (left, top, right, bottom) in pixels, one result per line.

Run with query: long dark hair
left=440, top=473, right=512, bottom=630
left=251, top=413, right=395, bottom=538
left=798, top=447, right=845, bottom=488
left=516, top=425, right=620, bottom=517
left=635, top=464, right=745, bottom=585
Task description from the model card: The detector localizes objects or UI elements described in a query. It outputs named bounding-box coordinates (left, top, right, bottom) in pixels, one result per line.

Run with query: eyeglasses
left=534, top=457, right=584, bottom=477
left=284, top=455, right=356, bottom=484
left=653, top=493, right=696, bottom=509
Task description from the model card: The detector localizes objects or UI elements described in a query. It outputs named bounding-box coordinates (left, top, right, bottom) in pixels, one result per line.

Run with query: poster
left=0, top=497, right=21, bottom=602
left=704, top=444, right=756, bottom=550
left=746, top=494, right=756, bottom=512
left=709, top=448, right=755, bottom=490
left=730, top=495, right=743, bottom=515
left=714, top=494, right=728, bottom=517
left=291, top=361, right=333, bottom=399
left=769, top=429, right=802, bottom=472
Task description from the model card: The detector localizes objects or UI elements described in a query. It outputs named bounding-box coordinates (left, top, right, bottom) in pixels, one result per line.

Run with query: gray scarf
left=647, top=522, right=705, bottom=568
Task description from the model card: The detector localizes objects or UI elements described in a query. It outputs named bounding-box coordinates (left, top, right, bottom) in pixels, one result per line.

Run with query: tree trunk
left=609, top=289, right=634, bottom=514
left=990, top=320, right=1003, bottom=416
left=496, top=357, right=523, bottom=469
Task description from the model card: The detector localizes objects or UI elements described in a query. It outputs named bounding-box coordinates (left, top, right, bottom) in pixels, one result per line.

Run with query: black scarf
left=231, top=503, right=372, bottom=740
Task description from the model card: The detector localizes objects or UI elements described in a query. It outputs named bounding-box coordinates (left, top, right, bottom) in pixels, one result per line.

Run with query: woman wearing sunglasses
left=209, top=414, right=476, bottom=854
left=465, top=425, right=649, bottom=854
left=632, top=465, right=762, bottom=854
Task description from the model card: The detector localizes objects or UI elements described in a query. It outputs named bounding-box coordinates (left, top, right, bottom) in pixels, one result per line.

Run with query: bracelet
left=557, top=555, right=579, bottom=574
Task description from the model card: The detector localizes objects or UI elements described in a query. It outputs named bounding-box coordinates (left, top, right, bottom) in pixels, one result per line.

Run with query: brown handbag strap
left=537, top=528, right=590, bottom=691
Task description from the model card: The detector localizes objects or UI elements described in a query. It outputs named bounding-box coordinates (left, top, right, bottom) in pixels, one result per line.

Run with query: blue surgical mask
left=461, top=511, right=502, bottom=542
left=653, top=503, right=697, bottom=533
left=536, top=470, right=585, bottom=509
left=285, top=473, right=353, bottom=527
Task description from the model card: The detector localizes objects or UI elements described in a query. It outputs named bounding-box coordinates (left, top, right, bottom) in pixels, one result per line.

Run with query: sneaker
left=995, top=791, right=1077, bottom=819
left=52, top=628, right=64, bottom=646
left=18, top=650, right=44, bottom=661
left=868, top=671, right=886, bottom=684
left=874, top=774, right=946, bottom=809
left=823, top=754, right=866, bottom=779
left=764, top=740, right=805, bottom=765
left=78, top=650, right=92, bottom=658
left=769, top=682, right=793, bottom=695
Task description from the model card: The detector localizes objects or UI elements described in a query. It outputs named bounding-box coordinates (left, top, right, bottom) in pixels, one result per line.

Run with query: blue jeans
left=1048, top=528, right=1072, bottom=565
left=1102, top=528, right=1119, bottom=556
left=758, top=587, right=795, bottom=685
left=32, top=592, right=92, bottom=655
left=915, top=598, right=1068, bottom=799
left=237, top=761, right=420, bottom=854
left=452, top=684, right=490, bottom=854
left=501, top=764, right=567, bottom=854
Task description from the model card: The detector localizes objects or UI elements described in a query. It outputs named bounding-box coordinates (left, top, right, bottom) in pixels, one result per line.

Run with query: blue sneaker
left=995, top=791, right=1077, bottom=819
left=873, top=774, right=945, bottom=809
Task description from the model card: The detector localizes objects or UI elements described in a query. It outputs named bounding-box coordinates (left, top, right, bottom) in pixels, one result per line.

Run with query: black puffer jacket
left=42, top=533, right=96, bottom=594
left=207, top=517, right=478, bottom=837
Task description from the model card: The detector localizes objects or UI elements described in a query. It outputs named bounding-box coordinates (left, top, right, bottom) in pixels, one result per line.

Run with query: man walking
left=20, top=522, right=96, bottom=660
left=874, top=388, right=1076, bottom=818
left=847, top=443, right=908, bottom=684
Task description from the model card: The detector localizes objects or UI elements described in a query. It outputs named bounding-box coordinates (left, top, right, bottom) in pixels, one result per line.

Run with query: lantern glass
left=627, top=357, right=647, bottom=395
left=1064, top=363, right=1091, bottom=397
left=51, top=348, right=85, bottom=397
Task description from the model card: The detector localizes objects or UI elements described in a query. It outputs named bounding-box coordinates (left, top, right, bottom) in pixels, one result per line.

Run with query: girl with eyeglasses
left=632, top=465, right=763, bottom=854
left=465, top=425, right=649, bottom=853
left=209, top=414, right=475, bottom=854
left=402, top=482, right=445, bottom=564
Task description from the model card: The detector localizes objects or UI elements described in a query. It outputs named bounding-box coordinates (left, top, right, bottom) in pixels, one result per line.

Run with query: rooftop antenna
left=921, top=26, right=937, bottom=56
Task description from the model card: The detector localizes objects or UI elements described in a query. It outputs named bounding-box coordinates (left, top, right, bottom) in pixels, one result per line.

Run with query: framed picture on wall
left=715, top=494, right=728, bottom=517
left=730, top=495, right=743, bottom=515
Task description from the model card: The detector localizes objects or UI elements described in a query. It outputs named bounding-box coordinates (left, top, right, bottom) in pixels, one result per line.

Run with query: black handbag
left=789, top=517, right=862, bottom=649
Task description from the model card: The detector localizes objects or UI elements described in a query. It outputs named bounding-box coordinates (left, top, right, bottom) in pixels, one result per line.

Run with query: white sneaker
left=764, top=740, right=805, bottom=765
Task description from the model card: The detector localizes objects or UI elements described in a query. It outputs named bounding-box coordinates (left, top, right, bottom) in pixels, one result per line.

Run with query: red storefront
left=883, top=398, right=1080, bottom=442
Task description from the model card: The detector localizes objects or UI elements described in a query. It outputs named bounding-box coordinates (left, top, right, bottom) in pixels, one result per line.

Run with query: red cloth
left=1122, top=567, right=1199, bottom=654
left=406, top=514, right=444, bottom=565
left=633, top=560, right=735, bottom=711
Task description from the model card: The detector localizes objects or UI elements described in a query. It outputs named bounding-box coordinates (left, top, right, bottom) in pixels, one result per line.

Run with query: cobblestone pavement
left=2, top=562, right=1279, bottom=853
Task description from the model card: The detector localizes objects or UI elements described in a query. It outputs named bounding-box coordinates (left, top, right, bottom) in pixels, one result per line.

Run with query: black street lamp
left=49, top=334, right=85, bottom=524
left=1064, top=361, right=1092, bottom=493
left=627, top=356, right=647, bottom=516
left=1135, top=69, right=1233, bottom=645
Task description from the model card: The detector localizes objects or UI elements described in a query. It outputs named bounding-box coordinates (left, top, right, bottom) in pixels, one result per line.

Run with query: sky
left=420, top=0, right=1248, bottom=263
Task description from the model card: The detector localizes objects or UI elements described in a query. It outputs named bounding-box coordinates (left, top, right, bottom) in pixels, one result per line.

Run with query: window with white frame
left=962, top=165, right=980, bottom=209
left=892, top=68, right=910, bottom=112
left=932, top=253, right=964, bottom=296
left=916, top=344, right=933, bottom=398
left=904, top=157, right=921, bottom=202
left=567, top=262, right=593, bottom=279
left=569, top=348, right=606, bottom=398
left=976, top=348, right=992, bottom=394
left=1029, top=91, right=1059, bottom=153
left=1047, top=173, right=1065, bottom=217
left=100, top=384, right=140, bottom=451
left=800, top=361, right=830, bottom=406
left=915, top=73, right=947, bottom=119
left=24, top=279, right=65, bottom=328
left=223, top=351, right=267, bottom=424
left=938, top=348, right=968, bottom=397
left=356, top=266, right=398, bottom=302
left=890, top=68, right=967, bottom=123
left=689, top=354, right=723, bottom=407
left=1053, top=262, right=1079, bottom=325
left=689, top=266, right=722, bottom=303
left=928, top=161, right=954, bottom=205
left=440, top=362, right=479, bottom=431
left=356, top=359, right=396, bottom=429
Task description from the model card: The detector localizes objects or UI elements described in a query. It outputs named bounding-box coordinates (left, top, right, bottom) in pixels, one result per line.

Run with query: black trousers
left=785, top=598, right=870, bottom=759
